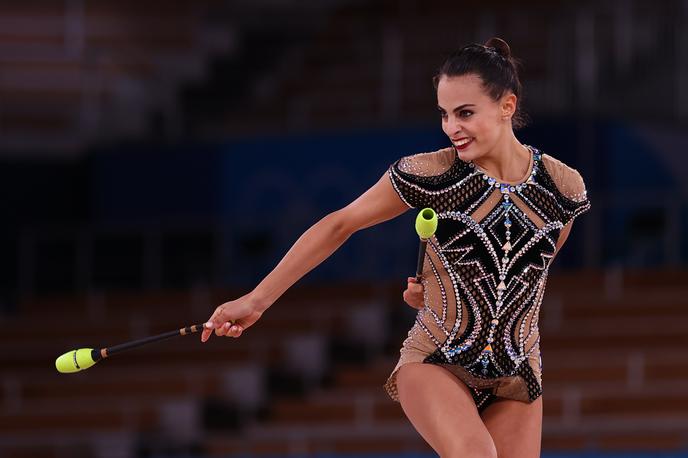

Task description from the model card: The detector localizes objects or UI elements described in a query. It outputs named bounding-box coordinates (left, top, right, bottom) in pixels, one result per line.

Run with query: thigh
left=396, top=362, right=497, bottom=458
left=480, top=395, right=543, bottom=458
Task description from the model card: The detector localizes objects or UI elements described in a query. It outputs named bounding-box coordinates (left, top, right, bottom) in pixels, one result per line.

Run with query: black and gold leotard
left=384, top=144, right=591, bottom=412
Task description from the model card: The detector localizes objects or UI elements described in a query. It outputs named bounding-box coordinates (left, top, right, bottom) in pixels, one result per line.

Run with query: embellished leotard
left=384, top=144, right=591, bottom=412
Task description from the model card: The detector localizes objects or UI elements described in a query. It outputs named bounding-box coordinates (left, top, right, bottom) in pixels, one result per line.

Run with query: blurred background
left=1, top=0, right=687, bottom=457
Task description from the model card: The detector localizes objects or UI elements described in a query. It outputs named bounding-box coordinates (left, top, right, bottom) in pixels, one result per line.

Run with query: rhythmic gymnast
left=202, top=37, right=591, bottom=457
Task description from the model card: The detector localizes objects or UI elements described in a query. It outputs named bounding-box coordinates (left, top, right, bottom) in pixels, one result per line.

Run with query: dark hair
left=432, top=37, right=529, bottom=130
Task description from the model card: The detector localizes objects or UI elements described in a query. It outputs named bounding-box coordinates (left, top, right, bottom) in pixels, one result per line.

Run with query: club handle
left=416, top=239, right=428, bottom=280
left=104, top=323, right=206, bottom=357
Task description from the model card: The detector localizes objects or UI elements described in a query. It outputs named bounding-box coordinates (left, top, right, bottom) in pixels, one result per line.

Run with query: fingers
left=210, top=305, right=231, bottom=330
left=214, top=321, right=244, bottom=338
left=406, top=277, right=423, bottom=293
left=201, top=304, right=234, bottom=342
left=201, top=322, right=243, bottom=341
left=402, top=288, right=419, bottom=307
left=201, top=317, right=243, bottom=342
left=404, top=277, right=424, bottom=310
left=215, top=321, right=242, bottom=335
left=403, top=289, right=423, bottom=309
left=227, top=323, right=243, bottom=337
left=201, top=303, right=234, bottom=342
left=201, top=297, right=258, bottom=342
left=402, top=289, right=412, bottom=303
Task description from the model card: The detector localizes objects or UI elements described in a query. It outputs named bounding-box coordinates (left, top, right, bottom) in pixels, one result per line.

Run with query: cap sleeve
left=544, top=155, right=591, bottom=225
left=387, top=148, right=456, bottom=209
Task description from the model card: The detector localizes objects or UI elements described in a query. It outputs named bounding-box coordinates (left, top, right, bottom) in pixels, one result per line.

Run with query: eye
left=459, top=110, right=474, bottom=118
left=438, top=111, right=448, bottom=119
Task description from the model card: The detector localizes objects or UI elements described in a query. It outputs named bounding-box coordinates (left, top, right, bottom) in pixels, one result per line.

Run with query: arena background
left=2, top=0, right=687, bottom=457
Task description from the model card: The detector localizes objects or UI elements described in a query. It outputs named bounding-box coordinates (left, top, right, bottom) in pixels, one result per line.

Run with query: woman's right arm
left=201, top=171, right=410, bottom=342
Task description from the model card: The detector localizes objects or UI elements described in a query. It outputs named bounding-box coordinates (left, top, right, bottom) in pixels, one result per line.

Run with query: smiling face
left=436, top=73, right=516, bottom=162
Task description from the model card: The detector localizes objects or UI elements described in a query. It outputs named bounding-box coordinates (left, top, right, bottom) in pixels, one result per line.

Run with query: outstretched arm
left=202, top=171, right=409, bottom=341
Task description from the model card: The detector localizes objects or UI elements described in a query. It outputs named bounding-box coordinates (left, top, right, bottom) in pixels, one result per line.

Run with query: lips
left=453, top=137, right=474, bottom=150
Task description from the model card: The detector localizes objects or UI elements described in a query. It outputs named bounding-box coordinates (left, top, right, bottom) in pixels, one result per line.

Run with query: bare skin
left=396, top=363, right=498, bottom=458
left=438, top=74, right=531, bottom=183
left=481, top=396, right=543, bottom=458
left=201, top=73, right=562, bottom=456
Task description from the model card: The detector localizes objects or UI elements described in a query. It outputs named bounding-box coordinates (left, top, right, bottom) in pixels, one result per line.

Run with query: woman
left=202, top=37, right=591, bottom=457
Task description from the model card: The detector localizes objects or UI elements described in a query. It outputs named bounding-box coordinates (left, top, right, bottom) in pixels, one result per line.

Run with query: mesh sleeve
left=387, top=150, right=455, bottom=209
left=541, top=154, right=591, bottom=226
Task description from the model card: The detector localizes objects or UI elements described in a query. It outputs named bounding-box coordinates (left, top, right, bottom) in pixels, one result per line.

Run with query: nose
left=449, top=113, right=464, bottom=129
left=445, top=117, right=463, bottom=137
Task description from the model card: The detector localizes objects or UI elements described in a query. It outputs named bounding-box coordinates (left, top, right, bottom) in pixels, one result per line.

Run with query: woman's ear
left=501, top=93, right=517, bottom=119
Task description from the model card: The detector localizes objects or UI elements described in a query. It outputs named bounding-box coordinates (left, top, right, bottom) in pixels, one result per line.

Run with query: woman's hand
left=201, top=294, right=265, bottom=342
left=403, top=277, right=424, bottom=310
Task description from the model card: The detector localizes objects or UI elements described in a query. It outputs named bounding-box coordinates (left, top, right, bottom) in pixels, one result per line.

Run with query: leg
left=480, top=396, right=543, bottom=458
left=396, top=362, right=497, bottom=458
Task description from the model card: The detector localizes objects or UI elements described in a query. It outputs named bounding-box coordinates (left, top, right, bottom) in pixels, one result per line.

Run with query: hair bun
left=484, top=37, right=511, bottom=59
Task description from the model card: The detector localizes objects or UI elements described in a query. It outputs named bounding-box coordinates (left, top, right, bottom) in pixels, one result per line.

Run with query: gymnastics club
left=54, top=323, right=215, bottom=373
left=415, top=207, right=438, bottom=281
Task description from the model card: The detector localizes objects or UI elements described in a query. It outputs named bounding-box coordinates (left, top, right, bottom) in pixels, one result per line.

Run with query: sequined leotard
left=384, top=144, right=591, bottom=412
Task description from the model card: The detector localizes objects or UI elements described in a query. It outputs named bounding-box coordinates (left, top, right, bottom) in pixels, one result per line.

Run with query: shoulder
left=387, top=146, right=457, bottom=209
left=394, top=146, right=456, bottom=177
left=540, top=153, right=588, bottom=202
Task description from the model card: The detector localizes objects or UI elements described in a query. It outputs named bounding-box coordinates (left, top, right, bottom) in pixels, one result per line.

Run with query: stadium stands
left=1, top=270, right=688, bottom=456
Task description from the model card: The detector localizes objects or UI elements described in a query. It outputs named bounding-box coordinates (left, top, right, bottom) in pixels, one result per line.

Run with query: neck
left=473, top=131, right=530, bottom=182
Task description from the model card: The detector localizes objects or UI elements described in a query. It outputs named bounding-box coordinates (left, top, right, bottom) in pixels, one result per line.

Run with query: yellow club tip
left=55, top=348, right=98, bottom=373
left=415, top=208, right=438, bottom=239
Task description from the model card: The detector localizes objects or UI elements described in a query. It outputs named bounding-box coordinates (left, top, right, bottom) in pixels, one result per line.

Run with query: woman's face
left=436, top=73, right=514, bottom=162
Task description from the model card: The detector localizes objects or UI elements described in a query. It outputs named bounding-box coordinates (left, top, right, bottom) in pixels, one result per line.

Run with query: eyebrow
left=437, top=104, right=476, bottom=111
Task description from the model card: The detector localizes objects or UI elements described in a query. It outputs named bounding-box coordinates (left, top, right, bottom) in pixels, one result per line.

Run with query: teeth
left=456, top=138, right=472, bottom=146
